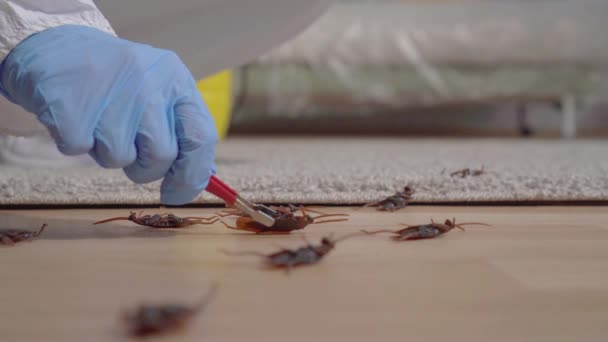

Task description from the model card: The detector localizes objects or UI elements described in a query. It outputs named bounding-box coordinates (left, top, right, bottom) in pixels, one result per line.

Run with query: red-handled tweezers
left=206, top=175, right=277, bottom=227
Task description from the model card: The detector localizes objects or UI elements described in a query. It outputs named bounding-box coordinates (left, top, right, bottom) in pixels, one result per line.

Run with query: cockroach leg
left=453, top=222, right=492, bottom=230
left=333, top=232, right=365, bottom=243
left=192, top=283, right=219, bottom=312
left=312, top=219, right=349, bottom=224
left=188, top=218, right=220, bottom=225
left=284, top=262, right=295, bottom=275
left=361, top=229, right=397, bottom=235
left=310, top=214, right=350, bottom=225
left=295, top=207, right=331, bottom=215
left=449, top=217, right=492, bottom=231
left=311, top=213, right=349, bottom=219
left=1, top=235, right=15, bottom=246
left=300, top=235, right=313, bottom=246
left=93, top=217, right=131, bottom=225
left=219, top=220, right=240, bottom=230
left=35, top=224, right=47, bottom=237
left=392, top=232, right=417, bottom=241
left=313, top=214, right=350, bottom=220
left=458, top=222, right=492, bottom=226
left=444, top=223, right=466, bottom=232
left=255, top=231, right=291, bottom=235
left=215, top=210, right=242, bottom=218
left=183, top=216, right=218, bottom=221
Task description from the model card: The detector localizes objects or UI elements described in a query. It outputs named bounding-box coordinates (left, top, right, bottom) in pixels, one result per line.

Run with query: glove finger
left=123, top=99, right=178, bottom=184
left=38, top=109, right=95, bottom=156
left=89, top=80, right=142, bottom=168
left=160, top=92, right=218, bottom=205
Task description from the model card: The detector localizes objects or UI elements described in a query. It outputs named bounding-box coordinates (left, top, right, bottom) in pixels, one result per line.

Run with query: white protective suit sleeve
left=0, top=0, right=115, bottom=62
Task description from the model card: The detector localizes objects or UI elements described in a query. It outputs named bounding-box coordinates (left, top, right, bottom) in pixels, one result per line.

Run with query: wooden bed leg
left=516, top=103, right=532, bottom=137
left=560, top=95, right=578, bottom=139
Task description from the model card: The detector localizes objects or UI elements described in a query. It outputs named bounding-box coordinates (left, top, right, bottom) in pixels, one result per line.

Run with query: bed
left=231, top=1, right=608, bottom=138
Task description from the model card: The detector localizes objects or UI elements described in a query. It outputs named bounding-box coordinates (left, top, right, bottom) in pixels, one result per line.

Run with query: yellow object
left=196, top=70, right=233, bottom=140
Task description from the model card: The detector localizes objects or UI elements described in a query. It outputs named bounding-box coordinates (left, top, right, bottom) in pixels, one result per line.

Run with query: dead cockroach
left=217, top=206, right=349, bottom=234
left=93, top=211, right=218, bottom=229
left=363, top=218, right=490, bottom=241
left=122, top=284, right=218, bottom=337
left=450, top=166, right=485, bottom=178
left=216, top=204, right=299, bottom=219
left=1, top=224, right=47, bottom=246
left=220, top=233, right=361, bottom=273
left=472, top=167, right=485, bottom=176
left=364, top=186, right=415, bottom=212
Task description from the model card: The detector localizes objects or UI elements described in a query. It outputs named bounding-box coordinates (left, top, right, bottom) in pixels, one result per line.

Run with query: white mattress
left=257, top=1, right=608, bottom=66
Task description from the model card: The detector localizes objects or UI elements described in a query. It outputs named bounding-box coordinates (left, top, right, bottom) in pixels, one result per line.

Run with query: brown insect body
left=123, top=285, right=218, bottom=337
left=221, top=233, right=360, bottom=273
left=450, top=166, right=485, bottom=178
left=218, top=206, right=348, bottom=234
left=363, top=218, right=490, bottom=241
left=94, top=212, right=218, bottom=228
left=217, top=204, right=299, bottom=219
left=0, top=224, right=47, bottom=246
left=365, top=186, right=414, bottom=211
left=231, top=214, right=314, bottom=234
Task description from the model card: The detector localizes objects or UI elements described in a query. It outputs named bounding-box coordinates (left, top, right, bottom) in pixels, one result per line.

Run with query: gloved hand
left=0, top=25, right=218, bottom=205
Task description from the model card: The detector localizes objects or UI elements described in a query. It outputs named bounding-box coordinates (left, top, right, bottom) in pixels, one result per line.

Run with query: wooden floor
left=1, top=206, right=608, bottom=342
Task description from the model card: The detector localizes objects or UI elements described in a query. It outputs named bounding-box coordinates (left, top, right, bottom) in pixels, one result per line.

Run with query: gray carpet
left=1, top=137, right=607, bottom=206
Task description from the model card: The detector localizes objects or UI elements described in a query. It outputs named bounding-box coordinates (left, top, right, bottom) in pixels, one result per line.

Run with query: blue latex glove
left=0, top=25, right=218, bottom=205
